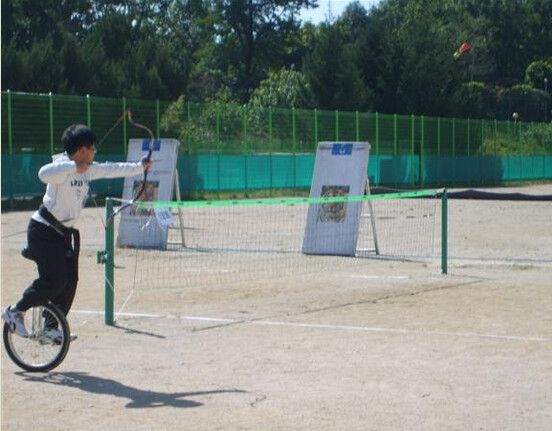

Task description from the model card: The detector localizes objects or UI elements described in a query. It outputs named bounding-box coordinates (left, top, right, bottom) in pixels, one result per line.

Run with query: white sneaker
left=43, top=328, right=77, bottom=345
left=2, top=306, right=29, bottom=337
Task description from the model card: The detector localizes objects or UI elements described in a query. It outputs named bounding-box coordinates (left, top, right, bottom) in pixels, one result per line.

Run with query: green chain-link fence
left=2, top=91, right=552, bottom=207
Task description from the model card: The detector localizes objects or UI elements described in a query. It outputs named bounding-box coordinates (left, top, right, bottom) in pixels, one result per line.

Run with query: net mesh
left=112, top=190, right=441, bottom=291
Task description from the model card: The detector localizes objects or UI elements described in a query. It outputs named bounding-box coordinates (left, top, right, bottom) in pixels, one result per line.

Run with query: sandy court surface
left=1, top=184, right=551, bottom=430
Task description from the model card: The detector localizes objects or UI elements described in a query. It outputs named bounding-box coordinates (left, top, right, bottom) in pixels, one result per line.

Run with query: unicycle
left=3, top=302, right=71, bottom=372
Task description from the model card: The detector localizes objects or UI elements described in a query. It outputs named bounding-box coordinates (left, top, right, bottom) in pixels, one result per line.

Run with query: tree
left=303, top=23, right=371, bottom=110
left=213, top=0, right=317, bottom=102
left=250, top=68, right=315, bottom=108
left=525, top=60, right=552, bottom=90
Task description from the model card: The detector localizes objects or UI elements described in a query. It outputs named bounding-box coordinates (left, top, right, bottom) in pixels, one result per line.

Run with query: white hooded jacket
left=32, top=152, right=145, bottom=228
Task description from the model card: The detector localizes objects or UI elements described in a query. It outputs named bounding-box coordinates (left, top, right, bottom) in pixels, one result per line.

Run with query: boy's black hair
left=62, top=124, right=97, bottom=155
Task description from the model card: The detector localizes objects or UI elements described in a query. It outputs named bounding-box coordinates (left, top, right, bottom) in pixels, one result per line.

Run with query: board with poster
left=302, top=142, right=371, bottom=256
left=116, top=139, right=180, bottom=249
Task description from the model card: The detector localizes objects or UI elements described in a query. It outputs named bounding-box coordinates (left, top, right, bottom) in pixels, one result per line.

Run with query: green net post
left=104, top=198, right=115, bottom=325
left=441, top=189, right=448, bottom=274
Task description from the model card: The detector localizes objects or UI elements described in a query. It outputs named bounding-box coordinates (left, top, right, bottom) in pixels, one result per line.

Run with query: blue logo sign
left=331, top=143, right=353, bottom=155
left=142, top=139, right=161, bottom=151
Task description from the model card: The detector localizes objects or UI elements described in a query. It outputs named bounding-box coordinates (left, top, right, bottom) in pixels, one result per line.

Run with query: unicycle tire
left=3, top=302, right=70, bottom=372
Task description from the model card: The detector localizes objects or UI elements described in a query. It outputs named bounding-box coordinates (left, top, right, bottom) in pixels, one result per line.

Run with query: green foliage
left=453, top=82, right=496, bottom=119
left=525, top=60, right=552, bottom=90
left=479, top=123, right=552, bottom=156
left=497, top=84, right=549, bottom=122
left=250, top=68, right=315, bottom=108
left=2, top=0, right=552, bottom=121
left=303, top=24, right=371, bottom=110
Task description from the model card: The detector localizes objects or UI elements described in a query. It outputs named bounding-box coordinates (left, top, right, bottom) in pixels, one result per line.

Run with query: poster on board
left=302, top=142, right=370, bottom=256
left=117, top=138, right=180, bottom=249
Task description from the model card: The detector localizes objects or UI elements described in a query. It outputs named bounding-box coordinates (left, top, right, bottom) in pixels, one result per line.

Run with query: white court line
left=71, top=309, right=550, bottom=342
left=348, top=275, right=409, bottom=279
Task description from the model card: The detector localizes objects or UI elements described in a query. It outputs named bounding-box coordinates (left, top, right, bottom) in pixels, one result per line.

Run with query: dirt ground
left=1, top=184, right=551, bottom=430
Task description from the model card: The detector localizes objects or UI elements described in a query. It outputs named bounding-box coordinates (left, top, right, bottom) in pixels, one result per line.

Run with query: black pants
left=16, top=219, right=78, bottom=315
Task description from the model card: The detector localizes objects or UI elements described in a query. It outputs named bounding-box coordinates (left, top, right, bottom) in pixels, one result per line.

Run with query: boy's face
left=74, top=144, right=96, bottom=165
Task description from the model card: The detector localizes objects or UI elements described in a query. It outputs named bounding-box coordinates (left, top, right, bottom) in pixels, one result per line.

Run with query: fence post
left=467, top=118, right=470, bottom=157
left=335, top=110, right=339, bottom=141
left=411, top=114, right=415, bottom=186
left=292, top=107, right=297, bottom=191
left=393, top=113, right=397, bottom=156
left=156, top=99, right=160, bottom=138
left=314, top=109, right=318, bottom=147
left=269, top=106, right=273, bottom=196
left=375, top=112, right=380, bottom=155
left=494, top=119, right=498, bottom=155
left=420, top=115, right=424, bottom=187
left=243, top=105, right=248, bottom=196
left=216, top=104, right=221, bottom=198
left=452, top=117, right=456, bottom=186
left=355, top=111, right=360, bottom=141
left=49, top=92, right=54, bottom=154
left=86, top=94, right=92, bottom=128
left=481, top=119, right=484, bottom=151
left=7, top=90, right=14, bottom=209
left=122, top=96, right=127, bottom=154
left=437, top=117, right=441, bottom=156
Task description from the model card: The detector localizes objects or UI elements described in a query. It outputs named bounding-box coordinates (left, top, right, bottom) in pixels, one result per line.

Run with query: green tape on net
left=136, top=189, right=442, bottom=210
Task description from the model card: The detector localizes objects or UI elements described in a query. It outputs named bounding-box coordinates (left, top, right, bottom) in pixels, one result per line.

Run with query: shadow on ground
left=18, top=371, right=246, bottom=408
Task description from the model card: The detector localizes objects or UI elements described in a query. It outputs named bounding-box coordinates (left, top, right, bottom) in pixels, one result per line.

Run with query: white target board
left=117, top=139, right=180, bottom=249
left=302, top=142, right=370, bottom=255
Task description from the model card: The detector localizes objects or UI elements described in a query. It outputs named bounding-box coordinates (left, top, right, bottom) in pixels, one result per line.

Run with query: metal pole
left=441, top=189, right=448, bottom=274
left=104, top=198, right=114, bottom=325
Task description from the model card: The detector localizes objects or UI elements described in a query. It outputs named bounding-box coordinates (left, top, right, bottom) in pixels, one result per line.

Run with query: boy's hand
left=141, top=156, right=153, bottom=171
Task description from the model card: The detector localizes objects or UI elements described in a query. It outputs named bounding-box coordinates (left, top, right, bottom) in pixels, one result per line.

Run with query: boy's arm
left=88, top=161, right=146, bottom=180
left=38, top=161, right=78, bottom=184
